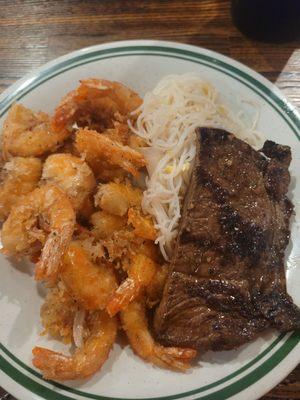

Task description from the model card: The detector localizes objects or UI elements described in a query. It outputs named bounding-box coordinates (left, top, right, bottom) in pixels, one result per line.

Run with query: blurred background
left=0, top=1, right=299, bottom=399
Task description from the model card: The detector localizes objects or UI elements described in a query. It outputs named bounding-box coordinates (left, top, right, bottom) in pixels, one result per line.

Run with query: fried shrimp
left=41, top=283, right=78, bottom=344
left=71, top=230, right=105, bottom=262
left=102, top=231, right=160, bottom=263
left=0, top=78, right=193, bottom=381
left=102, top=122, right=130, bottom=145
left=1, top=184, right=75, bottom=283
left=61, top=241, right=117, bottom=310
left=94, top=182, right=142, bottom=217
left=90, top=211, right=126, bottom=239
left=0, top=157, right=42, bottom=221
left=107, top=253, right=158, bottom=317
left=75, top=128, right=146, bottom=177
left=42, top=154, right=96, bottom=211
left=1, top=103, right=70, bottom=160
left=52, top=78, right=142, bottom=133
left=131, top=240, right=162, bottom=263
left=121, top=299, right=197, bottom=371
left=146, top=264, right=169, bottom=308
left=127, top=208, right=157, bottom=241
left=33, top=310, right=117, bottom=381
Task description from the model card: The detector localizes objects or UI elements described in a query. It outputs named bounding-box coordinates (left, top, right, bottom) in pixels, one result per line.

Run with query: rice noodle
left=130, top=73, right=263, bottom=260
left=73, top=308, right=86, bottom=348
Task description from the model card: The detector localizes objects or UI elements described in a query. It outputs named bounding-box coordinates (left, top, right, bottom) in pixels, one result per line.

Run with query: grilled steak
left=154, top=128, right=300, bottom=351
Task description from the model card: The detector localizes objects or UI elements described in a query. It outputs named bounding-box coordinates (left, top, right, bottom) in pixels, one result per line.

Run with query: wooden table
left=0, top=0, right=299, bottom=399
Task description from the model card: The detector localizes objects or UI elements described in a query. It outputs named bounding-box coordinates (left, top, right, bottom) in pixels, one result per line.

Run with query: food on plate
left=127, top=207, right=157, bottom=240
left=0, top=77, right=183, bottom=381
left=107, top=253, right=159, bottom=317
left=120, top=297, right=197, bottom=371
left=75, top=128, right=146, bottom=177
left=52, top=78, right=142, bottom=133
left=0, top=74, right=298, bottom=383
left=154, top=128, right=300, bottom=349
left=90, top=210, right=126, bottom=239
left=94, top=182, right=142, bottom=216
left=1, top=184, right=75, bottom=284
left=32, top=310, right=118, bottom=380
left=130, top=74, right=262, bottom=259
left=145, top=263, right=169, bottom=308
left=2, top=103, right=70, bottom=160
left=42, top=153, right=96, bottom=211
left=40, top=283, right=78, bottom=344
left=61, top=241, right=117, bottom=310
left=0, top=156, right=42, bottom=220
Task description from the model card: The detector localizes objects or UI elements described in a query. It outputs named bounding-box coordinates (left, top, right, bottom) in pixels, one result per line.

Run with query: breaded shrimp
left=131, top=240, right=162, bottom=263
left=102, top=122, right=130, bottom=145
left=33, top=310, right=117, bottom=381
left=94, top=182, right=142, bottom=217
left=1, top=184, right=75, bottom=283
left=121, top=298, right=197, bottom=371
left=102, top=230, right=160, bottom=263
left=106, top=253, right=158, bottom=317
left=1, top=103, right=70, bottom=160
left=52, top=78, right=142, bottom=133
left=90, top=211, right=126, bottom=240
left=0, top=157, right=42, bottom=221
left=75, top=128, right=146, bottom=177
left=41, top=283, right=78, bottom=344
left=127, top=208, right=157, bottom=241
left=42, top=154, right=96, bottom=211
left=146, top=264, right=169, bottom=308
left=71, top=228, right=105, bottom=262
left=61, top=241, right=117, bottom=310
left=95, top=163, right=127, bottom=183
left=102, top=228, right=137, bottom=261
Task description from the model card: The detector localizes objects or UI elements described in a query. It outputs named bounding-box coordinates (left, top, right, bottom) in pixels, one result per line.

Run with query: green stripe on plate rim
left=1, top=332, right=299, bottom=400
left=0, top=46, right=299, bottom=140
left=0, top=44, right=299, bottom=400
left=0, top=333, right=288, bottom=400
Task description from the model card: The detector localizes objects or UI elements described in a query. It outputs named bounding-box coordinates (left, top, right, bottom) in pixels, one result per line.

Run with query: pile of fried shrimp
left=0, top=78, right=197, bottom=382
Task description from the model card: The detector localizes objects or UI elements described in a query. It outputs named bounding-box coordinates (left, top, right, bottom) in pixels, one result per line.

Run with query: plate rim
left=0, top=39, right=299, bottom=400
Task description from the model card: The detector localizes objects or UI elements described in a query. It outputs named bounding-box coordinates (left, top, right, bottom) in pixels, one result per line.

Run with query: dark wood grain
left=0, top=1, right=299, bottom=399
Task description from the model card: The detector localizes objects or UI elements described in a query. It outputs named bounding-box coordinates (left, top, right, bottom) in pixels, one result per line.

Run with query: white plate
left=0, top=40, right=299, bottom=400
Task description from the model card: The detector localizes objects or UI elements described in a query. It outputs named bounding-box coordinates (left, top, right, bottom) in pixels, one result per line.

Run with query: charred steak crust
left=154, top=128, right=300, bottom=351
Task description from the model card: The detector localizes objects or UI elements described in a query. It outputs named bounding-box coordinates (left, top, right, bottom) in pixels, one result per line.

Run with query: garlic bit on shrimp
left=0, top=156, right=42, bottom=221
left=1, top=103, right=70, bottom=160
left=52, top=78, right=142, bottom=133
left=121, top=298, right=197, bottom=371
left=42, top=153, right=96, bottom=211
left=33, top=310, right=117, bottom=381
left=1, top=184, right=75, bottom=283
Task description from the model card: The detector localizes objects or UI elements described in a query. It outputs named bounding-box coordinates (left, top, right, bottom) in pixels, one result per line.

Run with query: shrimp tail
left=153, top=346, right=197, bottom=371
left=32, top=347, right=75, bottom=381
left=33, top=311, right=117, bottom=381
left=106, top=278, right=140, bottom=317
left=121, top=299, right=197, bottom=372
left=35, top=229, right=72, bottom=283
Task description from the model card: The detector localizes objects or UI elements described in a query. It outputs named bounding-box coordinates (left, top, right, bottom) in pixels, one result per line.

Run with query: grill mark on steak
left=154, top=128, right=300, bottom=351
